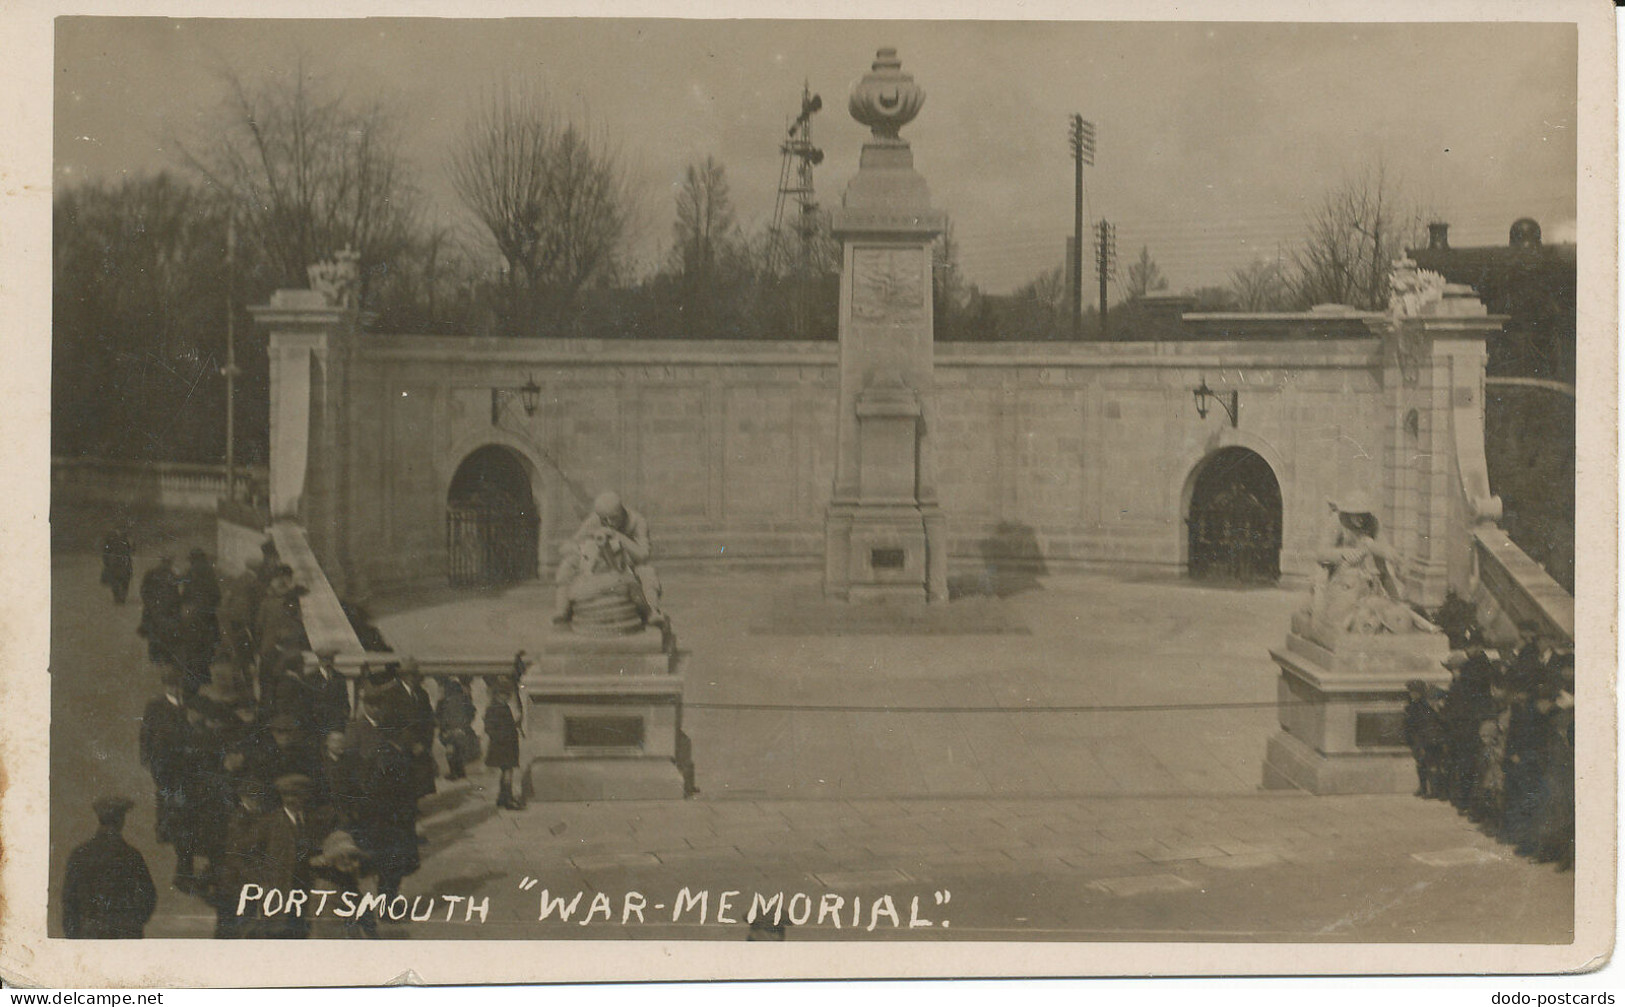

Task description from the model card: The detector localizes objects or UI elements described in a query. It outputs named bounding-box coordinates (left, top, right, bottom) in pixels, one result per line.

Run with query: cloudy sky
left=55, top=18, right=1577, bottom=294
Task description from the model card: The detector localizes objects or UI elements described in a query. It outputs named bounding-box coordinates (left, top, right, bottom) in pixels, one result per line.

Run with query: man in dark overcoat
left=266, top=654, right=316, bottom=738
left=1441, top=648, right=1497, bottom=809
left=247, top=775, right=337, bottom=938
left=139, top=669, right=189, bottom=846
left=178, top=549, right=222, bottom=695
left=61, top=797, right=157, bottom=939
left=307, top=649, right=353, bottom=739
left=255, top=566, right=305, bottom=677
left=315, top=730, right=363, bottom=827
left=216, top=568, right=259, bottom=691
left=186, top=696, right=243, bottom=894
left=354, top=719, right=420, bottom=903
left=262, top=712, right=320, bottom=785
left=395, top=663, right=438, bottom=800
left=138, top=556, right=182, bottom=669
left=100, top=526, right=133, bottom=604
left=205, top=775, right=271, bottom=938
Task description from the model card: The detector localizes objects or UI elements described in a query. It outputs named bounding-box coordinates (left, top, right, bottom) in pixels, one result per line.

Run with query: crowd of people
left=64, top=535, right=529, bottom=940
left=1403, top=620, right=1575, bottom=871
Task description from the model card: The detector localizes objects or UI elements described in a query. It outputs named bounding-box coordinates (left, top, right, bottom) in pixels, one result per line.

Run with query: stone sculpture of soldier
left=552, top=491, right=667, bottom=634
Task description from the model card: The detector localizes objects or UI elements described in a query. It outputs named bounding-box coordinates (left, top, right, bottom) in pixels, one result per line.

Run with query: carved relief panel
left=851, top=247, right=927, bottom=324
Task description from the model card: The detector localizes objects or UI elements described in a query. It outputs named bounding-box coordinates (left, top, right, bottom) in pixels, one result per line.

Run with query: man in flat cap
left=61, top=797, right=157, bottom=939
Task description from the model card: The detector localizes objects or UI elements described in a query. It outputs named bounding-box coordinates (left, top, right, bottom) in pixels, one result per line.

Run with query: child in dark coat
left=483, top=679, right=523, bottom=810
left=1403, top=679, right=1447, bottom=799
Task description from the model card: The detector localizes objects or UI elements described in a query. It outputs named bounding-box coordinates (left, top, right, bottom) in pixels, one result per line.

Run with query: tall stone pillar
left=249, top=254, right=360, bottom=595
left=823, top=48, right=949, bottom=603
left=1379, top=262, right=1506, bottom=609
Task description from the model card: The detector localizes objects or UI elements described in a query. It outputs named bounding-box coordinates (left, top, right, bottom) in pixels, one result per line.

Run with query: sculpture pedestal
left=1261, top=613, right=1449, bottom=795
left=521, top=626, right=691, bottom=801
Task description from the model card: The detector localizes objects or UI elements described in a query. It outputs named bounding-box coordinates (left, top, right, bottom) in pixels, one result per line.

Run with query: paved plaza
left=371, top=568, right=1290, bottom=800
left=48, top=509, right=1574, bottom=943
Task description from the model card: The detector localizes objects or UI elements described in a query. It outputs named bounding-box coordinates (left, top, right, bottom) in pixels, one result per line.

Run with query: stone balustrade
left=1472, top=524, right=1576, bottom=646
left=52, top=457, right=267, bottom=513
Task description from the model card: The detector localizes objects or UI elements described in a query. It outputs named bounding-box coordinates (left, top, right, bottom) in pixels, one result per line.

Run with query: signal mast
left=768, top=83, right=824, bottom=336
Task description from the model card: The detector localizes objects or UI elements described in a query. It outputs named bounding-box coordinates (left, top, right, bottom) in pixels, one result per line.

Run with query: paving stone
left=1089, top=873, right=1197, bottom=897
left=863, top=840, right=959, bottom=858
left=914, top=851, right=1016, bottom=871
left=1411, top=847, right=1505, bottom=867
left=810, top=867, right=913, bottom=887
left=1198, top=852, right=1284, bottom=870
left=570, top=851, right=662, bottom=870
left=1058, top=852, right=1157, bottom=874
left=1143, top=843, right=1227, bottom=862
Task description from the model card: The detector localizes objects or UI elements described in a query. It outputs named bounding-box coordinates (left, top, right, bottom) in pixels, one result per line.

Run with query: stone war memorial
left=38, top=20, right=1593, bottom=968
left=239, top=50, right=1556, bottom=802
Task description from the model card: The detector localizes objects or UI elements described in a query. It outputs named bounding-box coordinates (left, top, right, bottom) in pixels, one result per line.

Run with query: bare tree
left=1016, top=264, right=1068, bottom=314
left=54, top=174, right=257, bottom=463
left=1227, top=256, right=1294, bottom=312
left=180, top=60, right=419, bottom=299
left=1292, top=161, right=1427, bottom=310
left=1125, top=245, right=1168, bottom=301
left=670, top=156, right=742, bottom=285
left=449, top=84, right=633, bottom=334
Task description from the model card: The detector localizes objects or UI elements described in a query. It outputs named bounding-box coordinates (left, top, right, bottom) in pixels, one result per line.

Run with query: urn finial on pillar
left=848, top=47, right=925, bottom=142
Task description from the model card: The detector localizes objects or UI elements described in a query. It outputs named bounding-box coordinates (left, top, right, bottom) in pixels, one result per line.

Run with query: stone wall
left=324, top=335, right=1400, bottom=597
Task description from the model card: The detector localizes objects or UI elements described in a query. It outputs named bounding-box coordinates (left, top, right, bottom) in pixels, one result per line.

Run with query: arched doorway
left=1186, top=447, right=1282, bottom=584
left=446, top=445, right=539, bottom=587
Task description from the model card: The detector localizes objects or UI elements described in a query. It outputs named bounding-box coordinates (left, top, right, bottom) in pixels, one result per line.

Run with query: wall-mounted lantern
left=491, top=373, right=542, bottom=426
left=1192, top=376, right=1239, bottom=428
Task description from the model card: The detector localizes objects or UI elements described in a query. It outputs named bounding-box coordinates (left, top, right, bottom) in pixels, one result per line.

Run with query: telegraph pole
left=1068, top=115, right=1095, bottom=337
left=1096, top=218, right=1115, bottom=338
left=222, top=212, right=240, bottom=502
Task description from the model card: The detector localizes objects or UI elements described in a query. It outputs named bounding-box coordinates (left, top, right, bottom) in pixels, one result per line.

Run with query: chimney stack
left=1427, top=222, right=1449, bottom=250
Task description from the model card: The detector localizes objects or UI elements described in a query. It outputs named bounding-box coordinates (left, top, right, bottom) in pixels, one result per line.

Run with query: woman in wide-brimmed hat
left=309, top=830, right=378, bottom=939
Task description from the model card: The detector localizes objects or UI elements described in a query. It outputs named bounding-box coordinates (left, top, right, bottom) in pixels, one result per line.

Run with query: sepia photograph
left=0, top=0, right=1615, bottom=987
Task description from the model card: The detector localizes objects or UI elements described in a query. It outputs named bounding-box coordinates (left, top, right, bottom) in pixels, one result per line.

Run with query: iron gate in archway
left=447, top=504, right=539, bottom=586
left=446, top=445, right=540, bottom=587
left=1187, top=447, right=1282, bottom=584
